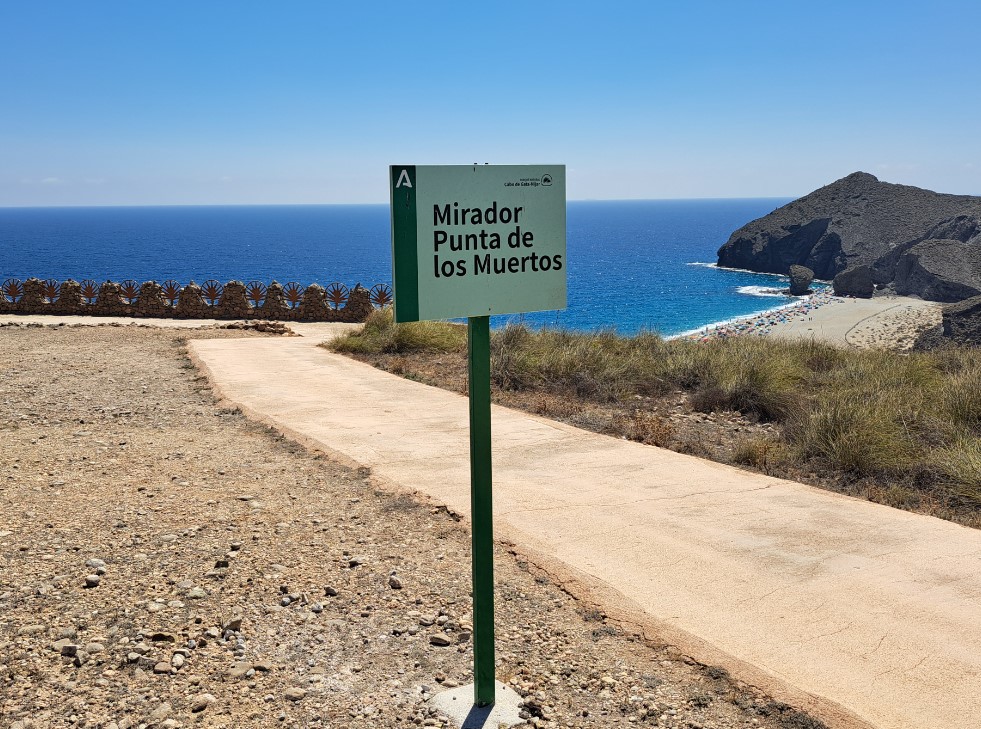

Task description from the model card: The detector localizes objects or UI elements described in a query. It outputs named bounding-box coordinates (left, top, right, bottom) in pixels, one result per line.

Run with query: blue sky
left=1, top=1, right=978, bottom=206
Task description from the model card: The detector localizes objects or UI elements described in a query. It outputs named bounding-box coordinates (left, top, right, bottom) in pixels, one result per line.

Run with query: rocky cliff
left=716, top=172, right=981, bottom=300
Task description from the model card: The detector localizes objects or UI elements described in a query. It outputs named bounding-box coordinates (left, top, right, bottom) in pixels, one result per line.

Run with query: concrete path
left=189, top=333, right=981, bottom=729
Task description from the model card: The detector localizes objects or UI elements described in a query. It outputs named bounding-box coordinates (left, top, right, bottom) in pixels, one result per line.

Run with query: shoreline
left=670, top=289, right=837, bottom=341
left=675, top=290, right=943, bottom=349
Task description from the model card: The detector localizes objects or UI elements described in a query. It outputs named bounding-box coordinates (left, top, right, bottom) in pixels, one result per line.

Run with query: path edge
left=187, top=339, right=876, bottom=729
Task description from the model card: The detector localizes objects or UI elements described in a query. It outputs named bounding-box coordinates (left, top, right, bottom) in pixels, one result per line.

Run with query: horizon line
left=0, top=196, right=796, bottom=210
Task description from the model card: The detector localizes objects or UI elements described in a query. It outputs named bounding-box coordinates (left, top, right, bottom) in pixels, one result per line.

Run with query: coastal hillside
left=717, top=172, right=981, bottom=301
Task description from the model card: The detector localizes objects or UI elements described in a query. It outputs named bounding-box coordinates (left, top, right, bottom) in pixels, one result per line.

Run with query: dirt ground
left=0, top=323, right=823, bottom=729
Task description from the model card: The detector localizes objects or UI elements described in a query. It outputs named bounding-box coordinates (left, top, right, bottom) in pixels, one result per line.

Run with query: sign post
left=390, top=164, right=566, bottom=707
left=468, top=314, right=494, bottom=704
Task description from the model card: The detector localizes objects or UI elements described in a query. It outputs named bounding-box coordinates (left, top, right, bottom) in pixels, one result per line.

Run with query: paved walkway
left=189, top=333, right=981, bottom=729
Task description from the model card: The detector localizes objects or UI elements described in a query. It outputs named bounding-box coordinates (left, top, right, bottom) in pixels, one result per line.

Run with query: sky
left=1, top=1, right=979, bottom=206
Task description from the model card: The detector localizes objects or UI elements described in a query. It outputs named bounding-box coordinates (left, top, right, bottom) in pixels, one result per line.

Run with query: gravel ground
left=0, top=323, right=821, bottom=729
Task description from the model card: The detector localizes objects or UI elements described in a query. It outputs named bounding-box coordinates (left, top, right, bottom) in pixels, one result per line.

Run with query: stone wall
left=0, top=278, right=391, bottom=322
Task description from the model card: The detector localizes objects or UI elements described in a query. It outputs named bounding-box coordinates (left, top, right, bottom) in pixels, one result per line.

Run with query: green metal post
left=468, top=315, right=496, bottom=707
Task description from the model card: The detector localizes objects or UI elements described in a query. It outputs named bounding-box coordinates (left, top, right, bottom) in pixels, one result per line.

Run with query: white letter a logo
left=395, top=169, right=412, bottom=188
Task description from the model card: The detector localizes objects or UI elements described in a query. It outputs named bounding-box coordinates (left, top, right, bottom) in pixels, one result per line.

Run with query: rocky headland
left=716, top=172, right=981, bottom=302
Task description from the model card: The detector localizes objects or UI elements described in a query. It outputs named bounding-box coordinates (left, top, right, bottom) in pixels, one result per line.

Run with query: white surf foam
left=737, top=285, right=789, bottom=298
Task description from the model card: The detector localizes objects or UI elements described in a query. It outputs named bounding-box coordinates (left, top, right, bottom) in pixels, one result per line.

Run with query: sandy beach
left=682, top=290, right=943, bottom=349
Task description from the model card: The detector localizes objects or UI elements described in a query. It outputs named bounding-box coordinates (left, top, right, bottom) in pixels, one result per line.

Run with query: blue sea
left=0, top=200, right=806, bottom=336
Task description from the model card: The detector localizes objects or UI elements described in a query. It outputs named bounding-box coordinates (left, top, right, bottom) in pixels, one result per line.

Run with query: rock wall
left=0, top=278, right=389, bottom=323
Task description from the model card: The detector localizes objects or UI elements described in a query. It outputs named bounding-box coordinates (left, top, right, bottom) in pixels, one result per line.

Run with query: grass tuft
left=328, top=307, right=466, bottom=355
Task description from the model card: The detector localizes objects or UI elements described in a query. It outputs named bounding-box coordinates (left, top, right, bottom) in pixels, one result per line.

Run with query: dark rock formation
left=941, top=295, right=981, bottom=346
left=892, top=215, right=981, bottom=302
left=833, top=265, right=874, bottom=298
left=717, top=173, right=981, bottom=301
left=787, top=265, right=814, bottom=296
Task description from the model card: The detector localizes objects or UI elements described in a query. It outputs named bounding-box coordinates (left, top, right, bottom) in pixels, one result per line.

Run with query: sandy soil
left=0, top=322, right=810, bottom=729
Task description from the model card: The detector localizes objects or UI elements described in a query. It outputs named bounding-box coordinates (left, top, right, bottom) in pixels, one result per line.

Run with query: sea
left=0, top=199, right=812, bottom=336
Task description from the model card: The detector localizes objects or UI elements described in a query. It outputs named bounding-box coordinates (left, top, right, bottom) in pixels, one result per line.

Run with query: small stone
left=191, top=693, right=216, bottom=713
left=284, top=687, right=307, bottom=701
left=388, top=574, right=403, bottom=590
left=222, top=616, right=243, bottom=632
left=84, top=574, right=101, bottom=588
left=253, top=661, right=273, bottom=672
left=187, top=587, right=207, bottom=599
left=171, top=654, right=185, bottom=669
left=72, top=650, right=89, bottom=667
left=227, top=662, right=252, bottom=679
left=150, top=632, right=176, bottom=643
left=348, top=556, right=366, bottom=568
left=149, top=703, right=172, bottom=722
left=310, top=602, right=323, bottom=613
left=85, top=642, right=105, bottom=654
left=17, top=625, right=45, bottom=636
left=429, top=635, right=452, bottom=647
left=153, top=662, right=172, bottom=674
left=324, top=586, right=338, bottom=597
left=51, top=638, right=76, bottom=655
left=85, top=558, right=107, bottom=575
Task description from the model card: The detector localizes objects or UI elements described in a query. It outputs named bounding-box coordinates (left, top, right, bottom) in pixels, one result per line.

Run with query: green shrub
left=733, top=436, right=790, bottom=473
left=931, top=438, right=981, bottom=504
left=684, top=338, right=807, bottom=421
left=329, top=307, right=466, bottom=355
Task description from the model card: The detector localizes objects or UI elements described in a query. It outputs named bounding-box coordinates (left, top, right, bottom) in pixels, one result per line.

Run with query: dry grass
left=328, top=314, right=981, bottom=520
left=330, top=307, right=467, bottom=355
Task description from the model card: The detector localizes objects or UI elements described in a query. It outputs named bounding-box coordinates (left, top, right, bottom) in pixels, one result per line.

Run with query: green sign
left=388, top=163, right=566, bottom=709
left=390, top=164, right=566, bottom=322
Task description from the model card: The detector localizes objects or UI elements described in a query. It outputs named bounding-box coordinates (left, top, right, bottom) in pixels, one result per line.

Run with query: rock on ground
left=0, top=324, right=813, bottom=728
